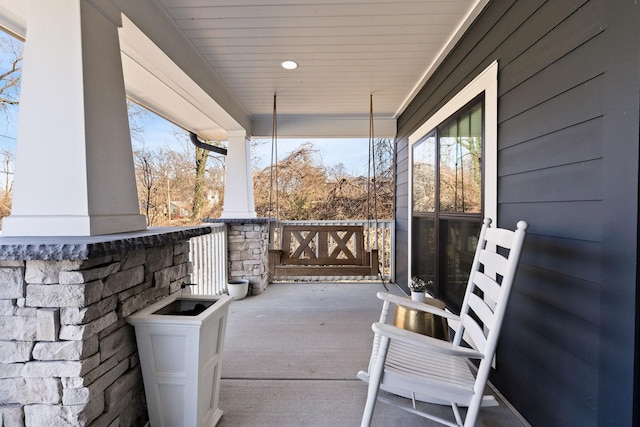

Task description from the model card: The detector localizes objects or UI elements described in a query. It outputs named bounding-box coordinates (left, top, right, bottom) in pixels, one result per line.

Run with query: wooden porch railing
left=189, top=223, right=227, bottom=295
left=188, top=220, right=395, bottom=296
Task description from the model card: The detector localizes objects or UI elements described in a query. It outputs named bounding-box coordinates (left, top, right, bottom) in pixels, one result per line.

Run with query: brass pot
left=393, top=297, right=450, bottom=340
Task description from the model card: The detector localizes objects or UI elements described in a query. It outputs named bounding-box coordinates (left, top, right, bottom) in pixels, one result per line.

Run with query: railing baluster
left=189, top=223, right=228, bottom=295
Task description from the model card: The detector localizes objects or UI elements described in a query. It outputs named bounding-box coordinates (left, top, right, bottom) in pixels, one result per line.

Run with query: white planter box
left=128, top=293, right=233, bottom=427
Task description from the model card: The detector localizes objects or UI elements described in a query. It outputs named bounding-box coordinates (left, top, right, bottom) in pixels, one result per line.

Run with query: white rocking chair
left=358, top=218, right=528, bottom=427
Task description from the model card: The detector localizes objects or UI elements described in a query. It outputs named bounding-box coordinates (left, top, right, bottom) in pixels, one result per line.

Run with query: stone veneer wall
left=208, top=219, right=270, bottom=296
left=0, top=226, right=213, bottom=427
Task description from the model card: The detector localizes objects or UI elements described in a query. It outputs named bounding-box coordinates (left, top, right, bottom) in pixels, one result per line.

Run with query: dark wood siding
left=394, top=132, right=409, bottom=289
left=395, top=0, right=639, bottom=425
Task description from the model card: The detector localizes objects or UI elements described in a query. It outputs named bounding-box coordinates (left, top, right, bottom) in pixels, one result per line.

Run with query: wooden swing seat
left=269, top=224, right=379, bottom=277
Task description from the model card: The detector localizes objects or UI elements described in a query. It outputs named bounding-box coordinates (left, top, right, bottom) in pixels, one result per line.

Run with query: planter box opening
left=153, top=299, right=216, bottom=316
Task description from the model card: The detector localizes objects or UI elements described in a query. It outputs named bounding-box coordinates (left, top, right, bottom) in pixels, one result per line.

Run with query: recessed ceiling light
left=281, top=60, right=298, bottom=70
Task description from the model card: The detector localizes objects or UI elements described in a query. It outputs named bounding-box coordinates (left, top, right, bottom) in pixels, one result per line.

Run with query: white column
left=2, top=0, right=146, bottom=236
left=220, top=131, right=256, bottom=218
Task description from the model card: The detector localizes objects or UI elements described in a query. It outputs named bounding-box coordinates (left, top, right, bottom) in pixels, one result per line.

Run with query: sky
left=0, top=126, right=16, bottom=152
left=251, top=137, right=370, bottom=176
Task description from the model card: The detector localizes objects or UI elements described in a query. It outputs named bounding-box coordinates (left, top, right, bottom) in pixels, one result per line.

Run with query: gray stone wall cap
left=0, top=226, right=213, bottom=261
left=203, top=217, right=273, bottom=224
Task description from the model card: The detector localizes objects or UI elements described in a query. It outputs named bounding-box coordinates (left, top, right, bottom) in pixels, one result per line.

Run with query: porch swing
left=268, top=94, right=380, bottom=279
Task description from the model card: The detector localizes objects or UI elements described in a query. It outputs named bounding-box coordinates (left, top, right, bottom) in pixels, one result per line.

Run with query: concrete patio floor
left=217, top=282, right=530, bottom=427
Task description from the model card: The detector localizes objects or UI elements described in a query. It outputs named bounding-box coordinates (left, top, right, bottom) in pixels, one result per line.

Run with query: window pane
left=411, top=216, right=436, bottom=289
left=438, top=121, right=459, bottom=212
left=412, top=134, right=436, bottom=212
left=439, top=102, right=482, bottom=214
left=439, top=219, right=481, bottom=310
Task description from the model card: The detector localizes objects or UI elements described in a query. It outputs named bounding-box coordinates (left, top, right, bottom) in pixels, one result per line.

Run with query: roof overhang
left=0, top=0, right=489, bottom=141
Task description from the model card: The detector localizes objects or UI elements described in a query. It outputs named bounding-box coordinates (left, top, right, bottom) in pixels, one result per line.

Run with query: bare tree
left=0, top=149, right=13, bottom=197
left=252, top=140, right=394, bottom=221
left=134, top=150, right=161, bottom=226
left=127, top=100, right=149, bottom=143
left=191, top=146, right=208, bottom=219
left=0, top=35, right=21, bottom=115
left=0, top=149, right=12, bottom=226
left=368, top=138, right=395, bottom=220
left=0, top=34, right=22, bottom=228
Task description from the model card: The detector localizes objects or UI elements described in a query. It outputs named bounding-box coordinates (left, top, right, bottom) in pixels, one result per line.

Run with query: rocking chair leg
left=452, top=402, right=463, bottom=426
left=361, top=384, right=378, bottom=427
left=361, top=336, right=390, bottom=427
left=462, top=393, right=484, bottom=427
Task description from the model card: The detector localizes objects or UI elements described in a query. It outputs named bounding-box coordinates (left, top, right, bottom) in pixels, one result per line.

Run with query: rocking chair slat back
left=472, top=271, right=500, bottom=303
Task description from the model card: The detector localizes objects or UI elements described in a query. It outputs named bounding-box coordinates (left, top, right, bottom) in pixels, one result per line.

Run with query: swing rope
left=268, top=93, right=279, bottom=248
left=367, top=93, right=379, bottom=250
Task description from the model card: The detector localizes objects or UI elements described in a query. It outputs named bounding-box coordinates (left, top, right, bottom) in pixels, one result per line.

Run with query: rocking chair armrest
left=372, top=322, right=484, bottom=359
left=376, top=292, right=461, bottom=322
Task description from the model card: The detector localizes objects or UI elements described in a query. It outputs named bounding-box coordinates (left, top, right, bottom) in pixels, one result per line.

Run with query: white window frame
left=407, top=61, right=498, bottom=288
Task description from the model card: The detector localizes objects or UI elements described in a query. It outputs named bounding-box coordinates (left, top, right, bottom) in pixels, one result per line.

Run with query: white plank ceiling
left=157, top=0, right=485, bottom=123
